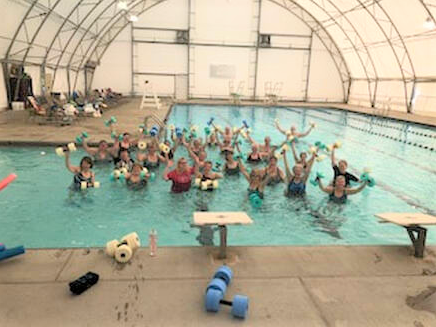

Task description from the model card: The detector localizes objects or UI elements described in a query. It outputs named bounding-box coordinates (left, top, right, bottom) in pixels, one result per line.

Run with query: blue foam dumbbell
left=242, top=120, right=249, bottom=129
left=207, top=278, right=227, bottom=295
left=150, top=126, right=159, bottom=137
left=0, top=246, right=25, bottom=262
left=214, top=265, right=233, bottom=286
left=207, top=117, right=214, bottom=126
left=205, top=289, right=223, bottom=312
left=205, top=291, right=249, bottom=319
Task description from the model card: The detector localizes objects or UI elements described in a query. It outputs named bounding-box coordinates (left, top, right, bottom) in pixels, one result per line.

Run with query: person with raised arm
left=64, top=151, right=96, bottom=191
left=282, top=148, right=316, bottom=197
left=239, top=159, right=271, bottom=200
left=163, top=157, right=198, bottom=193
left=82, top=139, right=117, bottom=164
left=330, top=145, right=359, bottom=186
left=275, top=119, right=314, bottom=138
left=317, top=175, right=368, bottom=204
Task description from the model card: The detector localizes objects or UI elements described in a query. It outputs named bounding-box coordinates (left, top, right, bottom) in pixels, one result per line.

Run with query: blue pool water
left=1, top=104, right=435, bottom=248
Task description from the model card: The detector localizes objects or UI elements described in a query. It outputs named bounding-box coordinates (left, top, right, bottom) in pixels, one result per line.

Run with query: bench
left=375, top=212, right=436, bottom=258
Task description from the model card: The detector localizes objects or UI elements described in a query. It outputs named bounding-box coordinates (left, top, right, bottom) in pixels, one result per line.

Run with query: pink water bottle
left=149, top=229, right=157, bottom=256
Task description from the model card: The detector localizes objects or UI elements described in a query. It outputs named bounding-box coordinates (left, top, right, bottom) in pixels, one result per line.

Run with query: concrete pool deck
left=0, top=98, right=435, bottom=147
left=0, top=245, right=436, bottom=326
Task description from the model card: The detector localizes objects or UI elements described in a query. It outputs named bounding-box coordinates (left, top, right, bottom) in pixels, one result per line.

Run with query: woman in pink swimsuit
left=163, top=157, right=198, bottom=193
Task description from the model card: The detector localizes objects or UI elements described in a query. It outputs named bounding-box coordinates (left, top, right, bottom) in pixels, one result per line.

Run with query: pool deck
left=1, top=99, right=436, bottom=326
left=0, top=245, right=436, bottom=326
left=0, top=98, right=435, bottom=147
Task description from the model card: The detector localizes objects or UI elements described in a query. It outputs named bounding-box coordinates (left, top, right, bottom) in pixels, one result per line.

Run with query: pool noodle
left=0, top=174, right=17, bottom=191
left=0, top=246, right=25, bottom=261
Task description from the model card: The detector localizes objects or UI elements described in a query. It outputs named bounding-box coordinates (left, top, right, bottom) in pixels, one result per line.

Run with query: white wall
left=192, top=46, right=250, bottom=98
left=92, top=27, right=131, bottom=95
left=307, top=34, right=343, bottom=102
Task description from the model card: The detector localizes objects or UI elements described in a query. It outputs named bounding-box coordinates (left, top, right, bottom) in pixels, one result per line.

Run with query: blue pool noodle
left=0, top=246, right=25, bottom=262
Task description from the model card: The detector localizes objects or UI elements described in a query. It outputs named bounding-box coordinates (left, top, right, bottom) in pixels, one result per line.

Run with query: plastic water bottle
left=149, top=229, right=157, bottom=257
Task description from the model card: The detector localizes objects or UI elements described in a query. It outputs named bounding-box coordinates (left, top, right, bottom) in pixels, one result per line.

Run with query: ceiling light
left=117, top=1, right=128, bottom=10
left=424, top=17, right=435, bottom=30
left=129, top=15, right=139, bottom=22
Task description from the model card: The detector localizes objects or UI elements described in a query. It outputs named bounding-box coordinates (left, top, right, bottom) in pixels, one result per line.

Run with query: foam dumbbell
left=0, top=246, right=25, bottom=262
left=75, top=132, right=89, bottom=145
left=138, top=140, right=147, bottom=151
left=104, top=116, right=117, bottom=127
left=110, top=169, right=121, bottom=181
left=55, top=146, right=66, bottom=157
left=207, top=117, right=214, bottom=126
left=80, top=181, right=100, bottom=190
left=360, top=172, right=376, bottom=187
left=242, top=120, right=249, bottom=129
left=175, top=127, right=183, bottom=138
left=105, top=234, right=139, bottom=264
left=204, top=127, right=211, bottom=135
left=249, top=193, right=262, bottom=208
left=213, top=265, right=233, bottom=285
left=150, top=126, right=159, bottom=137
left=205, top=291, right=249, bottom=319
left=67, top=143, right=77, bottom=152
left=120, top=232, right=140, bottom=251
left=160, top=143, right=170, bottom=154
left=310, top=172, right=325, bottom=186
left=315, top=154, right=327, bottom=162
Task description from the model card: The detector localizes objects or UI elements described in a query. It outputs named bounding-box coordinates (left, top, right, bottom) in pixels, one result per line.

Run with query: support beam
left=252, top=0, right=262, bottom=100
left=304, top=31, right=313, bottom=102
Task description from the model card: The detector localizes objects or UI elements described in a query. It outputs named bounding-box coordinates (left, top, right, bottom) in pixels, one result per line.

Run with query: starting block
left=375, top=212, right=436, bottom=258
left=193, top=212, right=253, bottom=259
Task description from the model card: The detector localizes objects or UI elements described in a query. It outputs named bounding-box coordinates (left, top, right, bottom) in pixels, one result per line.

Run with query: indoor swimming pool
left=0, top=104, right=435, bottom=248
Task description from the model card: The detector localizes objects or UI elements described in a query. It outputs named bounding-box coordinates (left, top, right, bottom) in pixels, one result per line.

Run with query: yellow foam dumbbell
left=138, top=140, right=147, bottom=151
left=106, top=239, right=120, bottom=257
left=67, top=143, right=77, bottom=152
left=55, top=147, right=65, bottom=157
left=121, top=232, right=141, bottom=251
left=115, top=244, right=133, bottom=263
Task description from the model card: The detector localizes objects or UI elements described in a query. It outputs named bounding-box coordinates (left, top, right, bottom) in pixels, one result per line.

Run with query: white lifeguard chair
left=140, top=80, right=161, bottom=110
left=264, top=82, right=283, bottom=105
left=228, top=80, right=245, bottom=105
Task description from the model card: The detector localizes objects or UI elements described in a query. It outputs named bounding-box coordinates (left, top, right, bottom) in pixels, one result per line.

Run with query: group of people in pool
left=64, top=117, right=370, bottom=205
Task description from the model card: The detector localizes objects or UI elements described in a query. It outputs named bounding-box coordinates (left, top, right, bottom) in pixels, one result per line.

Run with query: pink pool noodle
left=0, top=174, right=17, bottom=191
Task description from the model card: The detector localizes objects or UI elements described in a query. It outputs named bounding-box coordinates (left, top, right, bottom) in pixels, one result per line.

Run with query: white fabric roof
left=2, top=0, right=436, bottom=112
